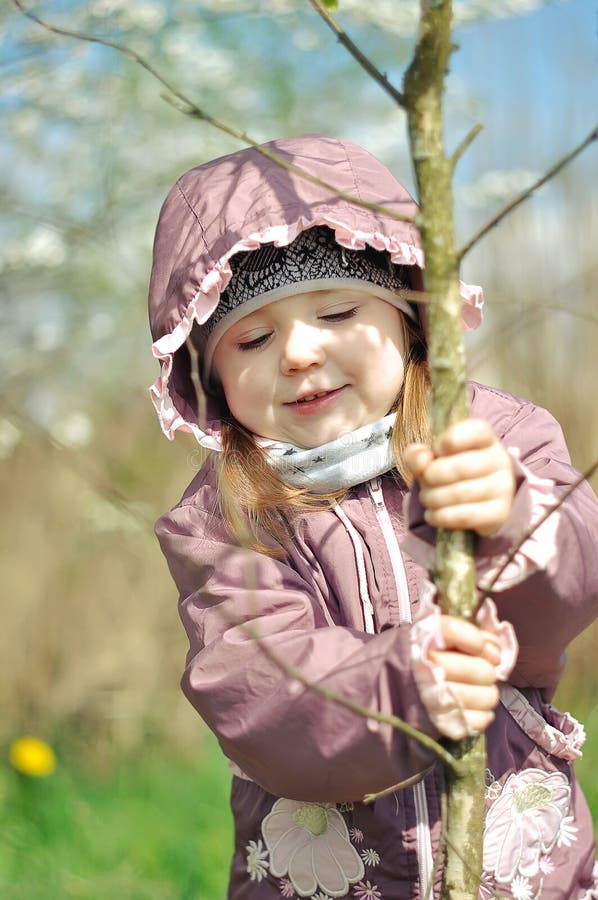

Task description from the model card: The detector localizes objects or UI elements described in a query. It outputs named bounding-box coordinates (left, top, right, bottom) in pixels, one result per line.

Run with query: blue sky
left=451, top=0, right=597, bottom=170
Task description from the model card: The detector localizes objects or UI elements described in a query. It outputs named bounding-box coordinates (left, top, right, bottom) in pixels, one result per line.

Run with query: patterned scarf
left=263, top=413, right=397, bottom=493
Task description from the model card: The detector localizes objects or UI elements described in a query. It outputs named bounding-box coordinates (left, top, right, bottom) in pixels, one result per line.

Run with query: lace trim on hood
left=149, top=216, right=484, bottom=449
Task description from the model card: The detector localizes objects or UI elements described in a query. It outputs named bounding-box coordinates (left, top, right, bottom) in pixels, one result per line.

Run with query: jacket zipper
left=414, top=778, right=434, bottom=897
left=367, top=476, right=435, bottom=897
left=367, top=477, right=412, bottom=626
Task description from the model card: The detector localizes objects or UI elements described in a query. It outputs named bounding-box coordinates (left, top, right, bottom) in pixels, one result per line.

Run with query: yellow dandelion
left=9, top=736, right=56, bottom=777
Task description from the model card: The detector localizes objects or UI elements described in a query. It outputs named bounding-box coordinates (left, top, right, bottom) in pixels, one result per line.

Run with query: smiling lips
left=286, top=386, right=347, bottom=415
left=297, top=390, right=330, bottom=403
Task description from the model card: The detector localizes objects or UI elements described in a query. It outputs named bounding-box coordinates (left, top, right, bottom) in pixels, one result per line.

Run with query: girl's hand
left=428, top=615, right=501, bottom=735
left=404, top=418, right=516, bottom=537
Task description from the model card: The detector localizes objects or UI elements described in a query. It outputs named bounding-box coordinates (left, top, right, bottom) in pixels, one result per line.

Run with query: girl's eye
left=319, top=307, right=358, bottom=323
left=236, top=333, right=271, bottom=351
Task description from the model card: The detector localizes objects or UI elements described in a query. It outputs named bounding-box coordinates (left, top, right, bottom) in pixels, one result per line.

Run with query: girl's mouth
left=297, top=390, right=329, bottom=403
left=287, top=386, right=347, bottom=415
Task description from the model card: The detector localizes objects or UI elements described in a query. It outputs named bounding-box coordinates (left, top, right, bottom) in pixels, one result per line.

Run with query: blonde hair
left=213, top=311, right=431, bottom=555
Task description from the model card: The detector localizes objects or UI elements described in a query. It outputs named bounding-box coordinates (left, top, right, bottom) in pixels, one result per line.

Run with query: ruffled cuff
left=401, top=448, right=560, bottom=592
left=499, top=684, right=586, bottom=760
left=409, top=581, right=518, bottom=741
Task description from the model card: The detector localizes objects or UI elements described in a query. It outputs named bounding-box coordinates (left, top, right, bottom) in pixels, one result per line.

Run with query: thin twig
left=459, top=125, right=598, bottom=259
left=13, top=0, right=415, bottom=227
left=307, top=0, right=405, bottom=107
left=451, top=123, right=483, bottom=169
left=244, top=621, right=464, bottom=774
left=363, top=763, right=436, bottom=804
left=467, top=305, right=598, bottom=375
left=480, top=457, right=598, bottom=596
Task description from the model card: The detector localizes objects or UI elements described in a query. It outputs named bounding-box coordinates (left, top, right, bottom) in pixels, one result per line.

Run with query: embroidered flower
left=360, top=849, right=380, bottom=868
left=311, top=893, right=332, bottom=900
left=279, top=877, right=296, bottom=897
left=485, top=780, right=502, bottom=801
left=557, top=815, right=578, bottom=848
left=539, top=857, right=555, bottom=875
left=483, top=768, right=571, bottom=884
left=263, top=798, right=364, bottom=897
left=349, top=827, right=364, bottom=844
left=477, top=875, right=495, bottom=899
left=338, top=801, right=354, bottom=813
left=246, top=838, right=269, bottom=882
left=511, top=875, right=533, bottom=900
left=352, top=881, right=382, bottom=899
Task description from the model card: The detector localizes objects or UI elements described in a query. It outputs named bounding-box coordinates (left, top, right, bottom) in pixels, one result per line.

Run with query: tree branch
left=307, top=0, right=405, bottom=107
left=450, top=123, right=483, bottom=170
left=12, top=0, right=416, bottom=226
left=240, top=618, right=464, bottom=777
left=480, top=457, right=598, bottom=596
left=403, top=2, right=485, bottom=894
left=459, top=125, right=598, bottom=259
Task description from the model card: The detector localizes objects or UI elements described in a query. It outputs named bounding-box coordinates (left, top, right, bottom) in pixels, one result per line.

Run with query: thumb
left=403, top=443, right=434, bottom=481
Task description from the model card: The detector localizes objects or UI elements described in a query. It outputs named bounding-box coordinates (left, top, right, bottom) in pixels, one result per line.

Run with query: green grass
left=575, top=704, right=598, bottom=830
left=0, top=733, right=233, bottom=900
left=2, top=713, right=597, bottom=900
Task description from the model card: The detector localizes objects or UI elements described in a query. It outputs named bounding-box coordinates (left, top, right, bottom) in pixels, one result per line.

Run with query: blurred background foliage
left=1, top=0, right=597, bottom=894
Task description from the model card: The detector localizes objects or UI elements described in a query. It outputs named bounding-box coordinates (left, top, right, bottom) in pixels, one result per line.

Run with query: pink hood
left=147, top=134, right=483, bottom=448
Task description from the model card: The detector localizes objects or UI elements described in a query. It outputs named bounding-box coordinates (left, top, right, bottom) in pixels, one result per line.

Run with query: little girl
left=148, top=135, right=598, bottom=899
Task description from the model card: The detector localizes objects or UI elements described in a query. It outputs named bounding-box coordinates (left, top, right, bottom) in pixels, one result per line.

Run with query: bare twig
left=459, top=125, right=598, bottom=259
left=363, top=764, right=436, bottom=804
left=307, top=0, right=405, bottom=107
left=480, top=457, right=598, bottom=596
left=242, top=619, right=464, bottom=775
left=467, top=301, right=598, bottom=375
left=450, top=123, right=483, bottom=169
left=12, top=0, right=415, bottom=226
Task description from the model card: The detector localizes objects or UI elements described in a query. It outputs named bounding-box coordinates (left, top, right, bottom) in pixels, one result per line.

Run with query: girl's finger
left=403, top=443, right=435, bottom=479
left=427, top=649, right=498, bottom=686
left=439, top=616, right=500, bottom=657
left=416, top=445, right=511, bottom=487
left=423, top=498, right=512, bottom=536
left=435, top=418, right=497, bottom=455
left=444, top=681, right=500, bottom=712
left=419, top=469, right=514, bottom=509
left=459, top=709, right=496, bottom=735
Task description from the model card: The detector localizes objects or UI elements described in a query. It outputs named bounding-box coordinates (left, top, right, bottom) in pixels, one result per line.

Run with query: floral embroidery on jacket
left=352, top=881, right=382, bottom=899
left=279, top=877, right=296, bottom=897
left=360, top=849, right=380, bottom=868
left=483, top=768, right=574, bottom=897
left=246, top=838, right=270, bottom=882
left=262, top=798, right=365, bottom=898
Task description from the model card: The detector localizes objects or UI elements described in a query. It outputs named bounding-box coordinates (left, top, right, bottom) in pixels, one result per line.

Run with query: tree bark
left=403, top=3, right=484, bottom=897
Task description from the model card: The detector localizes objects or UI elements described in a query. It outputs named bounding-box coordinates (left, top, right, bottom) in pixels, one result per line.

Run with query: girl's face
left=212, top=289, right=408, bottom=449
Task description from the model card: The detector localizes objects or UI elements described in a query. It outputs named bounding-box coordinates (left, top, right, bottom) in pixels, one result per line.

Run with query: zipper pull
left=368, top=477, right=383, bottom=508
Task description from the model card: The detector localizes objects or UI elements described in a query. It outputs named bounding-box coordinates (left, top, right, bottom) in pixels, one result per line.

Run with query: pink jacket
left=149, top=136, right=598, bottom=899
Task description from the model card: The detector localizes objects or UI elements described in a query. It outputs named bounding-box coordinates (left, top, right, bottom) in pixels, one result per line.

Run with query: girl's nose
left=280, top=322, right=326, bottom=374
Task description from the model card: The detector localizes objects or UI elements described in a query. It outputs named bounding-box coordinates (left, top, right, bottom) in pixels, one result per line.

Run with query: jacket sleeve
left=406, top=385, right=598, bottom=696
left=155, top=481, right=440, bottom=803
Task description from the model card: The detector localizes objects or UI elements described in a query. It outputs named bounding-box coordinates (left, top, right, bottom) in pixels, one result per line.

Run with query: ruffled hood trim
left=147, top=136, right=484, bottom=449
